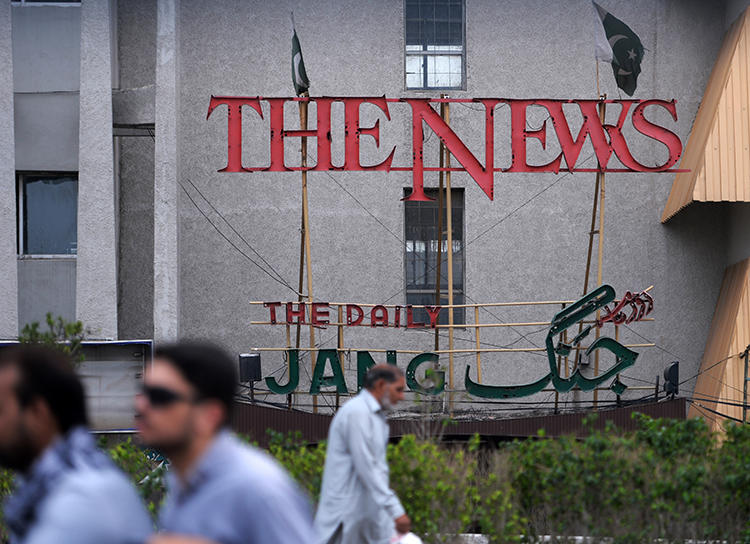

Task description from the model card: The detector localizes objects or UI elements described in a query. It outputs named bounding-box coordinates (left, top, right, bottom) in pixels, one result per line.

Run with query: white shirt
left=314, top=390, right=404, bottom=544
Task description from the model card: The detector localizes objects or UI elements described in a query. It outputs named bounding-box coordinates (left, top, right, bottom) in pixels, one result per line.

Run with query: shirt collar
left=361, top=389, right=383, bottom=413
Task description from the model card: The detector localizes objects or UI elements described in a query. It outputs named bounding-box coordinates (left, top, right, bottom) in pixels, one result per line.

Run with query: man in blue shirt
left=0, top=346, right=152, bottom=544
left=136, top=342, right=314, bottom=544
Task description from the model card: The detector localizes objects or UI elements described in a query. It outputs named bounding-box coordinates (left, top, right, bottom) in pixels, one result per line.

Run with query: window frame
left=404, top=0, right=467, bottom=91
left=11, top=1, right=81, bottom=6
left=403, top=187, right=465, bottom=325
left=16, top=171, right=79, bottom=258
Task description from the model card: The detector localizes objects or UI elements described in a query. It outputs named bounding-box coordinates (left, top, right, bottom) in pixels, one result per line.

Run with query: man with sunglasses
left=136, top=342, right=313, bottom=544
left=0, top=345, right=152, bottom=544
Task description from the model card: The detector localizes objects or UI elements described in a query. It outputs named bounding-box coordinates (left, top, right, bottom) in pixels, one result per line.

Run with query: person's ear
left=196, top=400, right=225, bottom=435
left=22, top=397, right=58, bottom=436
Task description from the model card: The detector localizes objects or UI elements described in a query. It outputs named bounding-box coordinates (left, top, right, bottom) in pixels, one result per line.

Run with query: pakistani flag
left=292, top=27, right=310, bottom=96
left=593, top=2, right=644, bottom=96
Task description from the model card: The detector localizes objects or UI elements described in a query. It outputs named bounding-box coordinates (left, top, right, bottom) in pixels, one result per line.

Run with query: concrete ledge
left=113, top=84, right=155, bottom=126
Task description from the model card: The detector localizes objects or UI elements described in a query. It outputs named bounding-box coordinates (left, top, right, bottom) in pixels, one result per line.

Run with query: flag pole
left=443, top=99, right=455, bottom=415
left=298, top=92, right=317, bottom=413
left=434, top=96, right=446, bottom=352
left=593, top=98, right=606, bottom=407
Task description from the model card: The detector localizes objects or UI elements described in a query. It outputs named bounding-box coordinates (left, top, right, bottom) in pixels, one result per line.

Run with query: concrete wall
left=17, top=258, right=77, bottom=329
left=728, top=203, right=750, bottom=266
left=167, top=0, right=733, bottom=412
left=118, top=136, right=155, bottom=339
left=0, top=3, right=18, bottom=339
left=12, top=4, right=81, bottom=333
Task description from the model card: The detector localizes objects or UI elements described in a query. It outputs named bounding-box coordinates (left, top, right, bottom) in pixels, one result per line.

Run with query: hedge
left=1, top=415, right=749, bottom=543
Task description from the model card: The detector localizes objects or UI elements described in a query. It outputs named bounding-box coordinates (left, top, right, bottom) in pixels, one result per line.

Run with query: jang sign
left=207, top=96, right=685, bottom=201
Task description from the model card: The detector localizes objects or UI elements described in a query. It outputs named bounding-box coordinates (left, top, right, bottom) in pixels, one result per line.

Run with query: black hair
left=0, top=345, right=88, bottom=432
left=363, top=364, right=404, bottom=390
left=153, top=342, right=237, bottom=425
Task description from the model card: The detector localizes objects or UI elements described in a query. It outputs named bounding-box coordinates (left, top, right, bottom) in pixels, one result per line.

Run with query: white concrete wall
left=77, top=0, right=118, bottom=339
left=153, top=0, right=180, bottom=341
left=0, top=3, right=18, bottom=339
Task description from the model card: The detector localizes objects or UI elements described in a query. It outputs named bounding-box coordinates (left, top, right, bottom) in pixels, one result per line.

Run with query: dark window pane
left=406, top=292, right=465, bottom=325
left=404, top=188, right=464, bottom=323
left=22, top=175, right=77, bottom=255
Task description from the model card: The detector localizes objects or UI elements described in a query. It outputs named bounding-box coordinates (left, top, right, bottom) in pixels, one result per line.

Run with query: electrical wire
left=687, top=399, right=746, bottom=424
left=183, top=177, right=294, bottom=290
left=179, top=182, right=301, bottom=295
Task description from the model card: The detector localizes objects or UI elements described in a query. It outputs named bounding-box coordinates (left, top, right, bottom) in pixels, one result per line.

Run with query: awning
left=662, top=8, right=750, bottom=222
left=688, top=257, right=750, bottom=431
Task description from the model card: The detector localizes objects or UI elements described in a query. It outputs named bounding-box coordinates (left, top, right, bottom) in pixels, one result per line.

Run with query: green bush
left=106, top=438, right=167, bottom=517
left=3, top=415, right=750, bottom=543
left=0, top=469, right=13, bottom=543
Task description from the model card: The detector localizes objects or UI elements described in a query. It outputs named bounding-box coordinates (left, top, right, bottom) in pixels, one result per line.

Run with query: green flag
left=291, top=27, right=309, bottom=96
left=593, top=2, right=644, bottom=96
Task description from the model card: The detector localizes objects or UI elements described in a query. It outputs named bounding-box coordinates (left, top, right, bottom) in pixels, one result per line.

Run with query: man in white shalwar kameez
left=314, top=365, right=411, bottom=544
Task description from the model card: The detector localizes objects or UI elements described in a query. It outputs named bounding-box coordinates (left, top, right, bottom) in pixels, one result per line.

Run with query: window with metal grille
left=17, top=173, right=78, bottom=255
left=404, top=188, right=464, bottom=325
left=405, top=0, right=465, bottom=90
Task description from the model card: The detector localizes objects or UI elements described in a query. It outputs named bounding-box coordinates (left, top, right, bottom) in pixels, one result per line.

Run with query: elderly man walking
left=314, top=364, right=411, bottom=544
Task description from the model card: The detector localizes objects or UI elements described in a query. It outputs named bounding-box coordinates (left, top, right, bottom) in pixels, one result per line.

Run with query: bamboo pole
left=443, top=100, right=455, bottom=412
left=435, top=97, right=447, bottom=352
left=337, top=305, right=344, bottom=409
left=250, top=343, right=654, bottom=354
left=299, top=95, right=317, bottom=413
left=474, top=305, right=482, bottom=383
left=251, top=300, right=579, bottom=307
left=285, top=323, right=292, bottom=409
left=250, top=318, right=653, bottom=327
left=594, top=98, right=607, bottom=407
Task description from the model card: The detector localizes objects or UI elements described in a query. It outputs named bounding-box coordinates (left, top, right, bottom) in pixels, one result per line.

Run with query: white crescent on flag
left=293, top=52, right=305, bottom=87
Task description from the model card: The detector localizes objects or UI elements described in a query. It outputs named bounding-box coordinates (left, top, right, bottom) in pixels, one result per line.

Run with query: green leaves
left=18, top=313, right=86, bottom=364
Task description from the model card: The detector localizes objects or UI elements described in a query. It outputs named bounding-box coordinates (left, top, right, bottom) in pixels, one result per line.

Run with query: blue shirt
left=158, top=430, right=314, bottom=544
left=314, top=390, right=404, bottom=544
left=4, top=427, right=152, bottom=544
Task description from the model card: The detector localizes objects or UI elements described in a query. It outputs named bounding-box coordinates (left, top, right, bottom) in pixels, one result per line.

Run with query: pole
left=744, top=347, right=749, bottom=423
left=337, top=305, right=345, bottom=410
left=593, top=98, right=607, bottom=407
left=444, top=100, right=455, bottom=413
left=285, top=323, right=292, bottom=409
left=434, top=97, right=446, bottom=352
left=474, top=305, right=482, bottom=383
left=299, top=93, right=318, bottom=413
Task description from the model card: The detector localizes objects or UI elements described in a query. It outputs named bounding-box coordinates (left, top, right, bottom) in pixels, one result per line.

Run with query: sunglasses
left=140, top=385, right=196, bottom=407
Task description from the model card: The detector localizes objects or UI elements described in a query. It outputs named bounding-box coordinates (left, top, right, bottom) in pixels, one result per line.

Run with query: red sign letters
left=207, top=96, right=684, bottom=201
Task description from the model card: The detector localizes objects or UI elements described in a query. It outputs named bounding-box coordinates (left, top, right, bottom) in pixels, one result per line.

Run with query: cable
left=621, top=323, right=684, bottom=364
left=179, top=183, right=301, bottom=295
left=183, top=177, right=294, bottom=290
left=467, top=153, right=595, bottom=246
left=679, top=352, right=740, bottom=386
left=688, top=400, right=746, bottom=424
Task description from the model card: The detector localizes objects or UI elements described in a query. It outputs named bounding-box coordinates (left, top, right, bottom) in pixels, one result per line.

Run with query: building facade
left=2, top=0, right=749, bottom=425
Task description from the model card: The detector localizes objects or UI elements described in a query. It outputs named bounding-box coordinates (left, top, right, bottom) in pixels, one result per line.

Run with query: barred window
left=405, top=0, right=465, bottom=90
left=404, top=188, right=464, bottom=324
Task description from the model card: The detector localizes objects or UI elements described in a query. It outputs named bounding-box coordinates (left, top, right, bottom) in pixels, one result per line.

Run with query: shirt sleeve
left=346, top=410, right=405, bottom=520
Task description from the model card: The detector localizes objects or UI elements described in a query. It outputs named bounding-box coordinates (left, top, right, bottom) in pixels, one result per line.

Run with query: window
left=405, top=0, right=465, bottom=90
left=405, top=188, right=464, bottom=324
left=17, top=173, right=78, bottom=255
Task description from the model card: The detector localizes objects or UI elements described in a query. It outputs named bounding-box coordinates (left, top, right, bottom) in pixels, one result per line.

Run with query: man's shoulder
left=336, top=392, right=371, bottom=416
left=210, top=435, right=299, bottom=490
left=31, top=465, right=152, bottom=542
